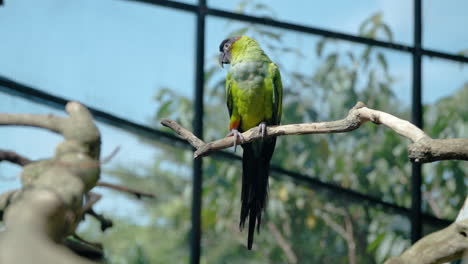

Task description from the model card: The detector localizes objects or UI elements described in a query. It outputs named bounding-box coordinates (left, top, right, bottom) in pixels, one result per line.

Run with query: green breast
left=230, top=61, right=273, bottom=131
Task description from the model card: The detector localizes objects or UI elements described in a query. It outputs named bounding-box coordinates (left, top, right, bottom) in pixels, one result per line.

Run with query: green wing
left=268, top=63, right=283, bottom=125
left=226, top=71, right=234, bottom=117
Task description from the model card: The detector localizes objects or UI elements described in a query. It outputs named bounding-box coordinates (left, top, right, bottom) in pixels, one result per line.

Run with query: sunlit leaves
left=359, top=12, right=394, bottom=42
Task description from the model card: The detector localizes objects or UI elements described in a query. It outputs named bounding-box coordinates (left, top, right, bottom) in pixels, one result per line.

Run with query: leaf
left=349, top=69, right=358, bottom=87
left=324, top=53, right=338, bottom=75
left=367, top=232, right=387, bottom=253
left=359, top=12, right=381, bottom=36
left=361, top=46, right=373, bottom=68
left=235, top=0, right=249, bottom=13
left=458, top=49, right=468, bottom=56
left=381, top=24, right=394, bottom=42
left=379, top=83, right=394, bottom=98
left=364, top=23, right=379, bottom=39
left=316, top=38, right=328, bottom=57
left=154, top=87, right=171, bottom=101
left=204, top=66, right=217, bottom=82
left=258, top=30, right=282, bottom=41
left=371, top=12, right=383, bottom=25
left=306, top=213, right=317, bottom=229
left=358, top=17, right=371, bottom=35
left=228, top=27, right=249, bottom=38
left=377, top=52, right=388, bottom=73
left=254, top=3, right=275, bottom=14
left=347, top=51, right=357, bottom=65
left=156, top=101, right=173, bottom=120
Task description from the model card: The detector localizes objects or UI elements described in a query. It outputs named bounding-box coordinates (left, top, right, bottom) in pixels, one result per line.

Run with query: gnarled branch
left=0, top=102, right=101, bottom=264
left=161, top=102, right=468, bottom=163
left=384, top=196, right=468, bottom=264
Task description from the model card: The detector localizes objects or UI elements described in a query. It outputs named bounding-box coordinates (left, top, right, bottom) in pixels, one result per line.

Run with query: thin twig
left=267, top=222, right=298, bottom=264
left=79, top=192, right=102, bottom=219
left=0, top=145, right=118, bottom=169
left=343, top=212, right=357, bottom=264
left=86, top=209, right=113, bottom=232
left=63, top=237, right=103, bottom=260
left=96, top=182, right=155, bottom=199
left=424, top=191, right=443, bottom=219
left=72, top=233, right=103, bottom=250
left=100, top=146, right=121, bottom=164
left=320, top=206, right=357, bottom=264
left=0, top=150, right=32, bottom=166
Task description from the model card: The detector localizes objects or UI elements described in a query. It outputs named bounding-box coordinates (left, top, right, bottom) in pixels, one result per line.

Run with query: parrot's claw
left=227, top=129, right=244, bottom=152
left=258, top=122, right=267, bottom=138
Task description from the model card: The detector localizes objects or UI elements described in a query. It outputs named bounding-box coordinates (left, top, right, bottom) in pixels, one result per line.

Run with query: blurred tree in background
left=79, top=1, right=467, bottom=263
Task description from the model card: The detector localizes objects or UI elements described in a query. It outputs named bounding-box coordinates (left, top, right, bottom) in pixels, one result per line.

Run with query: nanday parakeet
left=219, top=35, right=283, bottom=250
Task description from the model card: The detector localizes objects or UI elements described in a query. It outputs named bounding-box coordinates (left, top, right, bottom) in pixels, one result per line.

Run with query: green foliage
left=78, top=3, right=466, bottom=264
left=423, top=83, right=468, bottom=219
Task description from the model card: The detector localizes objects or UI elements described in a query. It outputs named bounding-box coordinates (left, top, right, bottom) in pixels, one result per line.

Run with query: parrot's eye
left=224, top=43, right=230, bottom=50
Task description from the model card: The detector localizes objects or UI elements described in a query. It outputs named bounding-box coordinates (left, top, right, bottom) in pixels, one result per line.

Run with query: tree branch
left=267, top=222, right=298, bottom=264
left=320, top=209, right=357, bottom=264
left=161, top=102, right=468, bottom=163
left=96, top=182, right=155, bottom=199
left=385, top=196, right=468, bottom=264
left=0, top=102, right=101, bottom=264
left=0, top=149, right=154, bottom=199
left=0, top=113, right=65, bottom=134
left=0, top=150, right=32, bottom=166
left=86, top=208, right=113, bottom=232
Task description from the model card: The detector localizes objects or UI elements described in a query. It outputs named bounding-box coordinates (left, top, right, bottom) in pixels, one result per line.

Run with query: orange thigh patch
left=229, top=119, right=240, bottom=131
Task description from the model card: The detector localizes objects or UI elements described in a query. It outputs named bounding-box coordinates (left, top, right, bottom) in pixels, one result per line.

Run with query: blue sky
left=0, top=0, right=467, bottom=219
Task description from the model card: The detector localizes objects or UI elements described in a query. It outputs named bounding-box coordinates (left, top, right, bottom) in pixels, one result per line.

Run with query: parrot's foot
left=258, top=122, right=267, bottom=138
left=227, top=129, right=244, bottom=152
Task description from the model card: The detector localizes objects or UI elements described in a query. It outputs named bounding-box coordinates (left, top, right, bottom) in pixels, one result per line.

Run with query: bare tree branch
left=0, top=148, right=153, bottom=199
left=86, top=208, right=113, bottom=232
left=267, top=222, right=298, bottom=264
left=0, top=150, right=32, bottom=166
left=385, top=196, right=468, bottom=264
left=161, top=102, right=468, bottom=162
left=424, top=191, right=442, bottom=219
left=320, top=208, right=357, bottom=264
left=72, top=233, right=103, bottom=251
left=63, top=237, right=103, bottom=261
left=96, top=182, right=155, bottom=199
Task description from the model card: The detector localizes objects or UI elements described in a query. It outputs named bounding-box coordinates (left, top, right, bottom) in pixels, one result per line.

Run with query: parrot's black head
left=218, top=36, right=241, bottom=68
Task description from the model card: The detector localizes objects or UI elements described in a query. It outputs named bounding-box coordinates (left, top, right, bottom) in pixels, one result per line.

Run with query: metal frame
left=1, top=0, right=467, bottom=263
left=411, top=0, right=423, bottom=243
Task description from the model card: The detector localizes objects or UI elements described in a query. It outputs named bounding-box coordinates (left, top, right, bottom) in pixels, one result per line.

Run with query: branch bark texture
left=0, top=102, right=101, bottom=264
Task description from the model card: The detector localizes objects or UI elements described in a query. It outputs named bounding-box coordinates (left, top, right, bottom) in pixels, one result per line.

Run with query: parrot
left=218, top=35, right=283, bottom=250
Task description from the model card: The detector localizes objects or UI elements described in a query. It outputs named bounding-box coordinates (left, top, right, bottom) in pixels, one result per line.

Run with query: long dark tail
left=240, top=137, right=276, bottom=250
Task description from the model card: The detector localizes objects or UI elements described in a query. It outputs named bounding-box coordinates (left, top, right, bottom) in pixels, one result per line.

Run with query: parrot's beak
left=218, top=52, right=230, bottom=68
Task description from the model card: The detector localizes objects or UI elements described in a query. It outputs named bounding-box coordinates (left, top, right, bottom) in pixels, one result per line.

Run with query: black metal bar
left=124, top=0, right=468, bottom=64
left=190, top=0, right=206, bottom=263
left=124, top=0, right=197, bottom=13
left=422, top=49, right=468, bottom=64
left=207, top=7, right=414, bottom=52
left=0, top=75, right=452, bottom=228
left=0, top=76, right=187, bottom=147
left=411, top=0, right=423, bottom=243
